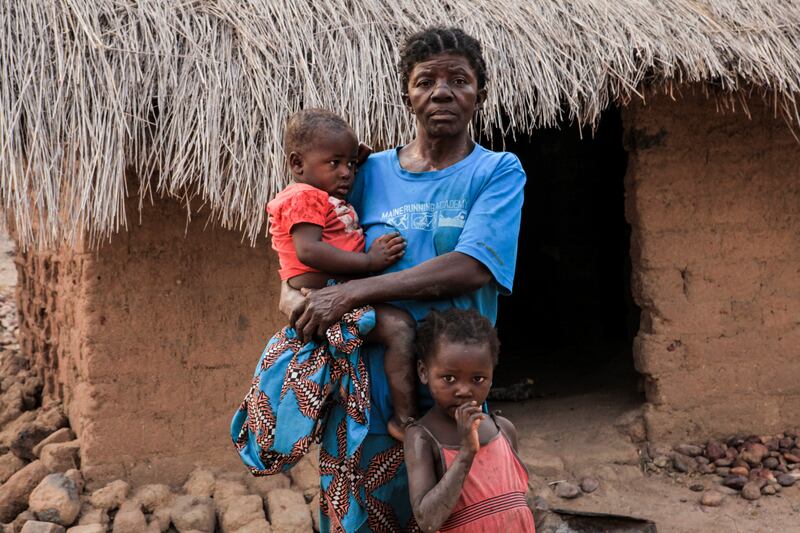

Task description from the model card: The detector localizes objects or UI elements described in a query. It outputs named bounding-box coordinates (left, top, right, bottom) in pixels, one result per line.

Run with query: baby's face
left=295, top=129, right=359, bottom=199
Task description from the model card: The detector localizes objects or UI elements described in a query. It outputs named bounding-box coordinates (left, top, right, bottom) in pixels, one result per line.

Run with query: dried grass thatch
left=2, top=1, right=799, bottom=247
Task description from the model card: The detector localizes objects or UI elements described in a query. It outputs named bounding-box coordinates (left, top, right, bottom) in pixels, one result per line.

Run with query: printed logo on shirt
left=380, top=199, right=467, bottom=233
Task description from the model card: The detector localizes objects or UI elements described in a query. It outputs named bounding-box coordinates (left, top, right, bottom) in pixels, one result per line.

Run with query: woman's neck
left=400, top=130, right=474, bottom=172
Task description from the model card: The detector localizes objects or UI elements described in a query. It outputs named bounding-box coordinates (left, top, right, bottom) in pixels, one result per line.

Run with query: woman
left=285, top=27, right=526, bottom=532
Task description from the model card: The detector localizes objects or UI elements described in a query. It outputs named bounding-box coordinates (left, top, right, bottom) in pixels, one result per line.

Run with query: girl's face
left=288, top=129, right=359, bottom=199
left=418, top=340, right=494, bottom=418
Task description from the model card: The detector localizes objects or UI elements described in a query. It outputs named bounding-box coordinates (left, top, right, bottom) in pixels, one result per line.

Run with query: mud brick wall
left=18, top=194, right=284, bottom=488
left=16, top=244, right=86, bottom=404
left=624, top=90, right=800, bottom=443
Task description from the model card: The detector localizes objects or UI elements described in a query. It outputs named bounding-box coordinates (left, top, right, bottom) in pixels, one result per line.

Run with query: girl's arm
left=292, top=251, right=491, bottom=340
left=404, top=403, right=485, bottom=532
left=291, top=224, right=406, bottom=274
left=494, top=414, right=519, bottom=450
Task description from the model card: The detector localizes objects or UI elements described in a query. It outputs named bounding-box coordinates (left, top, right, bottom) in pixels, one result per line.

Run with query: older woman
left=287, top=27, right=526, bottom=532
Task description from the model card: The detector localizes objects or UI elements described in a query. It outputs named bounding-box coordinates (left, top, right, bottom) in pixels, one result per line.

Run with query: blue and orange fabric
left=230, top=306, right=419, bottom=532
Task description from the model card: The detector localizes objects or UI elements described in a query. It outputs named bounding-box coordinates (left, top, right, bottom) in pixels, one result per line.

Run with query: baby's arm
left=404, top=403, right=485, bottom=532
left=291, top=223, right=405, bottom=274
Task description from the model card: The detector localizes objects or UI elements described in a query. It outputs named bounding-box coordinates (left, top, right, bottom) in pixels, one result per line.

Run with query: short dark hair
left=416, top=308, right=500, bottom=365
left=398, top=27, right=488, bottom=94
left=284, top=108, right=352, bottom=154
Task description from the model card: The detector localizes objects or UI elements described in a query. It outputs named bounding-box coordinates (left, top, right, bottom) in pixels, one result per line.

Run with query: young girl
left=231, top=109, right=417, bottom=486
left=405, top=308, right=535, bottom=532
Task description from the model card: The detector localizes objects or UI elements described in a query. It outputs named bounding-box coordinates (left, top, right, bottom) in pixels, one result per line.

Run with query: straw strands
left=2, top=1, right=799, bottom=247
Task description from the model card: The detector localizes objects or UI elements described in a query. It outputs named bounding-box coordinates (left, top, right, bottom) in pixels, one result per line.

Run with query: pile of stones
left=3, top=463, right=319, bottom=533
left=0, top=289, right=321, bottom=532
left=648, top=433, right=800, bottom=503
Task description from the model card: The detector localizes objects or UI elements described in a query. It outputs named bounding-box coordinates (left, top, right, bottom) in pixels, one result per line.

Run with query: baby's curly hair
left=284, top=108, right=352, bottom=155
left=398, top=27, right=488, bottom=94
left=416, top=308, right=500, bottom=365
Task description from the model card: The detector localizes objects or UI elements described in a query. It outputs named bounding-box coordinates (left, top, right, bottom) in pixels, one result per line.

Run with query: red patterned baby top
left=267, top=183, right=365, bottom=280
left=420, top=420, right=535, bottom=532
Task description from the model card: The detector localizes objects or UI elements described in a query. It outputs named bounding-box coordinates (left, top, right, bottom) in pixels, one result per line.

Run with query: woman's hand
left=455, top=401, right=484, bottom=458
left=294, top=283, right=355, bottom=341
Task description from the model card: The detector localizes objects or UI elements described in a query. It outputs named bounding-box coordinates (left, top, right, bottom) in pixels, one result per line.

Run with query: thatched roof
left=2, top=1, right=800, bottom=247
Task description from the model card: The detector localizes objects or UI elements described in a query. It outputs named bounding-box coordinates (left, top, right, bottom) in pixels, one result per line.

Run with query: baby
left=266, top=108, right=417, bottom=439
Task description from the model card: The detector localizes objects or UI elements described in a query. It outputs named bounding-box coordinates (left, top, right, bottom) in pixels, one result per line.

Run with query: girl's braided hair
left=398, top=27, right=488, bottom=95
left=416, top=308, right=500, bottom=365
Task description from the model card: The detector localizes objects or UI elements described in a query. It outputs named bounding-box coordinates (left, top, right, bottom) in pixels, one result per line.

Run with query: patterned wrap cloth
left=231, top=305, right=419, bottom=532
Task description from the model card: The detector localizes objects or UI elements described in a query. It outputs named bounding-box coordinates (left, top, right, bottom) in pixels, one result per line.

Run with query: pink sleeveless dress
left=424, top=421, right=536, bottom=532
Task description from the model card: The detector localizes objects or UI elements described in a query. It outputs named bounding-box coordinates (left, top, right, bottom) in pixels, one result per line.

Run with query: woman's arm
left=293, top=251, right=491, bottom=340
left=405, top=403, right=485, bottom=532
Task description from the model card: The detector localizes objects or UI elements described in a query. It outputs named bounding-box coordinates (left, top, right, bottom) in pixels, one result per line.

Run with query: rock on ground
left=740, top=482, right=762, bottom=501
left=0, top=460, right=49, bottom=522
left=112, top=501, right=147, bottom=533
left=674, top=444, right=703, bottom=457
left=66, top=525, right=106, bottom=533
left=0, top=452, right=27, bottom=484
left=170, top=495, right=216, bottom=533
left=700, top=491, right=723, bottom=507
left=245, top=473, right=291, bottom=502
left=288, top=453, right=319, bottom=497
left=150, top=505, right=171, bottom=532
left=19, top=521, right=66, bottom=533
left=265, top=489, right=312, bottom=533
left=89, top=480, right=129, bottom=511
left=218, top=494, right=266, bottom=532
left=62, top=470, right=83, bottom=495
left=231, top=518, right=272, bottom=533
left=579, top=477, right=599, bottom=493
left=28, top=473, right=81, bottom=526
left=9, top=406, right=67, bottom=460
left=40, top=441, right=80, bottom=473
left=672, top=453, right=697, bottom=473
left=31, top=429, right=75, bottom=458
left=212, top=479, right=247, bottom=508
left=184, top=468, right=215, bottom=499
left=76, top=504, right=108, bottom=526
left=132, top=484, right=173, bottom=512
left=554, top=481, right=581, bottom=499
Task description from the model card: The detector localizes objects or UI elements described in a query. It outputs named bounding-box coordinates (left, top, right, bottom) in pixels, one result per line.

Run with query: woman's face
left=405, top=53, right=486, bottom=138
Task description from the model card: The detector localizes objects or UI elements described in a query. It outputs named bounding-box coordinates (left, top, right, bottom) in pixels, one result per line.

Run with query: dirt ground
left=497, top=381, right=800, bottom=533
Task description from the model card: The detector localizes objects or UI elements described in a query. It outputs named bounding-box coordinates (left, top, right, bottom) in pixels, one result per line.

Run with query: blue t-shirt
left=350, top=143, right=526, bottom=433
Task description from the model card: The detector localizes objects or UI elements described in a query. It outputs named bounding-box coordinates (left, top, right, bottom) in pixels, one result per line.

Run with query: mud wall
left=16, top=243, right=86, bottom=405
left=624, top=90, right=800, bottom=443
left=19, top=194, right=284, bottom=488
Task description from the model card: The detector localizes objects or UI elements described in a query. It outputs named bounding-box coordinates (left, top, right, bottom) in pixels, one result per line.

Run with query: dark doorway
left=485, top=108, right=642, bottom=397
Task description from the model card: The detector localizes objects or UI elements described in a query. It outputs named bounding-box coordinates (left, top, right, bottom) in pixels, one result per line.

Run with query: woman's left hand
left=294, top=284, right=354, bottom=341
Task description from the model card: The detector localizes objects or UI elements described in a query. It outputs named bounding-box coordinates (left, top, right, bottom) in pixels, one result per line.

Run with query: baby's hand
left=455, top=401, right=484, bottom=457
left=366, top=232, right=406, bottom=271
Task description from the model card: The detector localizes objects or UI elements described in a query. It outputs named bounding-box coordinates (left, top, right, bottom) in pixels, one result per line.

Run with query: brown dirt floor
left=497, top=384, right=800, bottom=533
